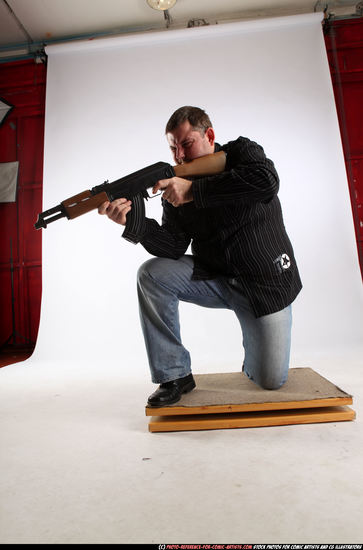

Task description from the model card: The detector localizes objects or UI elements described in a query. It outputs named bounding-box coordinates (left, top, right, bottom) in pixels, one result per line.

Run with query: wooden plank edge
left=148, top=406, right=356, bottom=433
left=145, top=396, right=353, bottom=417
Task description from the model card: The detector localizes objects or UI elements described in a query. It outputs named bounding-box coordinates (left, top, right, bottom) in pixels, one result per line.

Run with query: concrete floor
left=0, top=355, right=362, bottom=544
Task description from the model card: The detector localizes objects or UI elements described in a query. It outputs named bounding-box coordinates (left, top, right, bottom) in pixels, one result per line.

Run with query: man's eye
left=183, top=141, right=193, bottom=148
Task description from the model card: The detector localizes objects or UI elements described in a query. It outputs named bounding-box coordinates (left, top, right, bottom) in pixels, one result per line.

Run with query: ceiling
left=0, top=0, right=361, bottom=60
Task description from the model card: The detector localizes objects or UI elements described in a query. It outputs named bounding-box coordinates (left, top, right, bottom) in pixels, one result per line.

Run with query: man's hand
left=152, top=177, right=193, bottom=207
left=98, top=198, right=132, bottom=226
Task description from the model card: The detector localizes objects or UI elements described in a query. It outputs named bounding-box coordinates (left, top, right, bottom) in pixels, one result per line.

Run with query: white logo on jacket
left=274, top=253, right=291, bottom=274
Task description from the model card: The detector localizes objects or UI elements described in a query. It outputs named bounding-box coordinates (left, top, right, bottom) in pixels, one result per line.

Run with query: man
left=98, top=106, right=302, bottom=407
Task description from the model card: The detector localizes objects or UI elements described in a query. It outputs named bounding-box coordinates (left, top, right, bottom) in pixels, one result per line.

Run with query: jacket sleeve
left=139, top=199, right=191, bottom=259
left=192, top=137, right=279, bottom=209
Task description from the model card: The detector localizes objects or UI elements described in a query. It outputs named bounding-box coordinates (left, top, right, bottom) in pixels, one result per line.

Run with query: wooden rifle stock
left=174, top=150, right=226, bottom=179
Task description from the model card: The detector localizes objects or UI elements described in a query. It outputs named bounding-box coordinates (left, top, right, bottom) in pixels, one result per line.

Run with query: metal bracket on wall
left=187, top=18, right=209, bottom=28
left=315, top=0, right=363, bottom=20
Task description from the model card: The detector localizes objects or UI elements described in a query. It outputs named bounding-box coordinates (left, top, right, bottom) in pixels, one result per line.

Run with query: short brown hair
left=165, top=106, right=212, bottom=135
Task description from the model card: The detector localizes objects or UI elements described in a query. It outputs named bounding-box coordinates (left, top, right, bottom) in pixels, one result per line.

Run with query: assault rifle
left=34, top=151, right=226, bottom=242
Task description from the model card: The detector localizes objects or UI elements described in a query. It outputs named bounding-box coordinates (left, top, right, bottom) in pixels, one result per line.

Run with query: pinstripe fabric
left=140, top=137, right=302, bottom=317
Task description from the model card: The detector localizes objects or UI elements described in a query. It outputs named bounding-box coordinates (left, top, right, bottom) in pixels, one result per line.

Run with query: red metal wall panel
left=324, top=18, right=363, bottom=277
left=0, top=59, right=45, bottom=349
left=351, top=158, right=363, bottom=241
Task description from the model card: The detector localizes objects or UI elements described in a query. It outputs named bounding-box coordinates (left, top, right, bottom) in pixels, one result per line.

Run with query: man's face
left=166, top=120, right=215, bottom=164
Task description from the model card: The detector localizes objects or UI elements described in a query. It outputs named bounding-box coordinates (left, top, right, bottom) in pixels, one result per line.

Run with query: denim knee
left=137, top=258, right=154, bottom=285
left=137, top=258, right=168, bottom=291
left=244, top=363, right=288, bottom=391
left=137, top=257, right=179, bottom=288
left=259, top=375, right=288, bottom=391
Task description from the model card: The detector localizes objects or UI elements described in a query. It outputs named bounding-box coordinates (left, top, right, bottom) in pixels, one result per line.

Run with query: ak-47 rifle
left=34, top=151, right=226, bottom=242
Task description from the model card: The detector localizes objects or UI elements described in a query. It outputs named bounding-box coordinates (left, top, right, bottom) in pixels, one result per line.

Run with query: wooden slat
left=148, top=406, right=356, bottom=433
left=145, top=396, right=353, bottom=417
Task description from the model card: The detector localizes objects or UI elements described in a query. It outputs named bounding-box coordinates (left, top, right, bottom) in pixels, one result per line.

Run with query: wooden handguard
left=174, top=150, right=226, bottom=178
left=62, top=190, right=109, bottom=220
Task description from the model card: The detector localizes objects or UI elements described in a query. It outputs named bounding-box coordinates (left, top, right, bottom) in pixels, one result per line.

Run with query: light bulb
left=147, top=0, right=177, bottom=11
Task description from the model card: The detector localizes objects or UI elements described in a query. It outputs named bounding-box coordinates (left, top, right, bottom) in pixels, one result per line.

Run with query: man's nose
left=175, top=145, right=185, bottom=163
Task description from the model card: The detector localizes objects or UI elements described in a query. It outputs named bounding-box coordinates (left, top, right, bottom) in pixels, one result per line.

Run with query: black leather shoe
left=147, top=373, right=196, bottom=407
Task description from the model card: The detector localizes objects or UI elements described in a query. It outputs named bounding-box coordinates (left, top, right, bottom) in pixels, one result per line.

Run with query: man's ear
left=205, top=127, right=215, bottom=145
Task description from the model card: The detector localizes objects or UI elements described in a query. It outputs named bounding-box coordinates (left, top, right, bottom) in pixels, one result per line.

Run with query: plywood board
left=148, top=406, right=356, bottom=433
left=146, top=396, right=353, bottom=417
left=145, top=368, right=352, bottom=417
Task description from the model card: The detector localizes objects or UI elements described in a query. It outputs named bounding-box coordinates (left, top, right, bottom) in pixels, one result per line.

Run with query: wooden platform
left=145, top=368, right=355, bottom=432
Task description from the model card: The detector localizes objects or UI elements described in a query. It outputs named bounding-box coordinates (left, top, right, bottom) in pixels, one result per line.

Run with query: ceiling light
left=147, top=0, right=177, bottom=11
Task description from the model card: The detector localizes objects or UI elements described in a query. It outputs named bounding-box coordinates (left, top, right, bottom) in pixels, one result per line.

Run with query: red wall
left=0, top=59, right=46, bottom=348
left=324, top=17, right=363, bottom=277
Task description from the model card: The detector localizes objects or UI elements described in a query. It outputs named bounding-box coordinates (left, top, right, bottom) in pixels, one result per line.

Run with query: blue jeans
left=137, top=255, right=292, bottom=390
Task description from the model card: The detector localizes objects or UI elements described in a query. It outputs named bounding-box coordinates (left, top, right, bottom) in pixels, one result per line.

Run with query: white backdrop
left=34, top=13, right=363, bottom=380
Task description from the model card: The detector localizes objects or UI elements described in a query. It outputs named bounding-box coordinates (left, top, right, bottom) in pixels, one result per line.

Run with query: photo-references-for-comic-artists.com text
left=159, top=545, right=363, bottom=550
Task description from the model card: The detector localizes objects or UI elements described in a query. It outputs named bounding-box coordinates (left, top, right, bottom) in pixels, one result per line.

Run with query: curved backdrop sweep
left=33, top=13, right=362, bottom=377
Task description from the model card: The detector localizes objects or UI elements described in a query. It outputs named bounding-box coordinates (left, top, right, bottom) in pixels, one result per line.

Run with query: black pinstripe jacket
left=139, top=136, right=302, bottom=317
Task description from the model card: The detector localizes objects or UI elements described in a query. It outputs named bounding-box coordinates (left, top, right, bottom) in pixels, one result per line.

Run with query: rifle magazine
left=122, top=193, right=146, bottom=244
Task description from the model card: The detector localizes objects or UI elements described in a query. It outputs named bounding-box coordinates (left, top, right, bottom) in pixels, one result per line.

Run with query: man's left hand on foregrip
left=98, top=198, right=132, bottom=225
